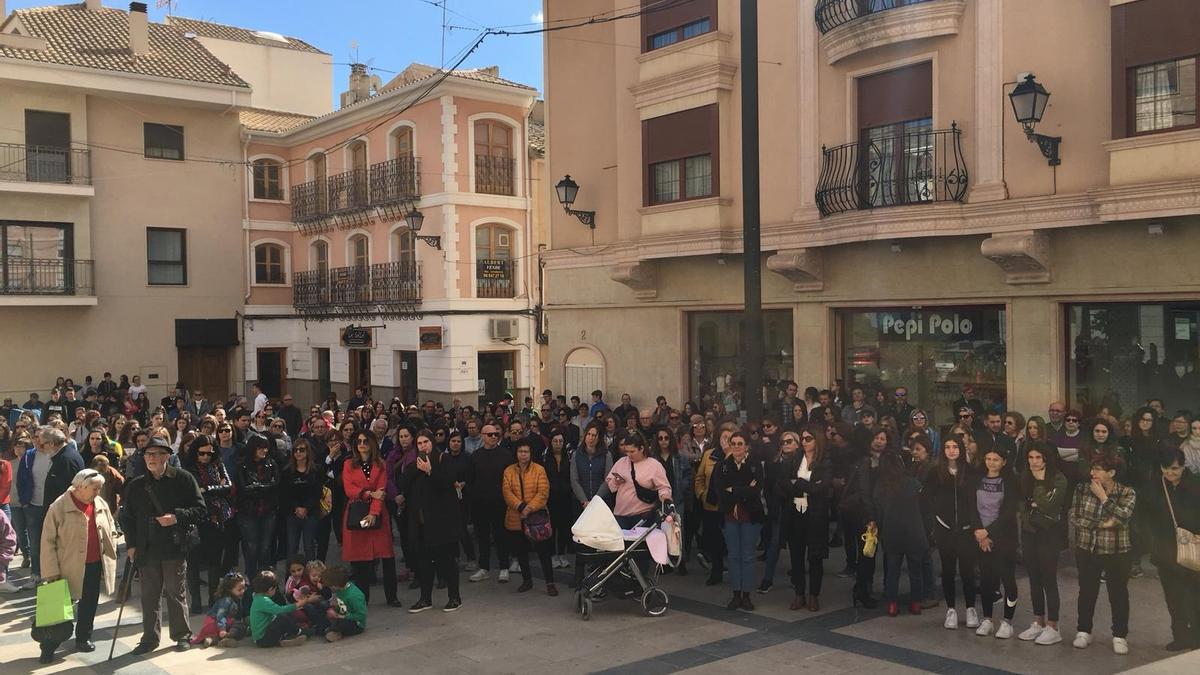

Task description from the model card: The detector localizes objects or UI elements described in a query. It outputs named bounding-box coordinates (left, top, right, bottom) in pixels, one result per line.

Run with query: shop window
left=688, top=310, right=793, bottom=419
left=1067, top=302, right=1200, bottom=416
left=839, top=307, right=1007, bottom=427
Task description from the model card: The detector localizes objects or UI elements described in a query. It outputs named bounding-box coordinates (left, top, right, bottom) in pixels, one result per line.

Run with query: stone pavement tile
left=677, top=641, right=929, bottom=675
left=1120, top=649, right=1200, bottom=674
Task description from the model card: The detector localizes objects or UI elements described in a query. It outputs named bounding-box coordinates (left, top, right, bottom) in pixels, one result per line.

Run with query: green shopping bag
left=35, top=579, right=74, bottom=626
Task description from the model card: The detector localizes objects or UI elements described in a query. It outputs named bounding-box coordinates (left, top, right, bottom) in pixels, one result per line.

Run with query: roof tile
left=166, top=16, right=326, bottom=54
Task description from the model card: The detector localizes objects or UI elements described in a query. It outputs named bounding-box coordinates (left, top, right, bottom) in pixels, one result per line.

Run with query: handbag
left=346, top=498, right=381, bottom=530
left=861, top=525, right=878, bottom=559
left=319, top=486, right=333, bottom=517
left=518, top=468, right=553, bottom=543
left=629, top=460, right=660, bottom=505
left=145, top=482, right=200, bottom=553
left=1163, top=478, right=1200, bottom=572
left=35, top=579, right=74, bottom=627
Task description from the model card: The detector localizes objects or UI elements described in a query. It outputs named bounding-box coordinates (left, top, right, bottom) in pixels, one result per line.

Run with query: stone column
left=968, top=0, right=1008, bottom=203
left=1007, top=296, right=1060, bottom=415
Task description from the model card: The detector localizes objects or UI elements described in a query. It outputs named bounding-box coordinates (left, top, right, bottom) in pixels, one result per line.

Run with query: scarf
left=794, top=454, right=812, bottom=514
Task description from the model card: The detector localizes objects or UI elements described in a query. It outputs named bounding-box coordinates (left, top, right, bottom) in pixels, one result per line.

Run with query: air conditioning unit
left=489, top=318, right=518, bottom=340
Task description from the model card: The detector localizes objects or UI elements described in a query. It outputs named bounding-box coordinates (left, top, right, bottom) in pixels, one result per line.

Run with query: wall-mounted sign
left=877, top=311, right=986, bottom=342
left=479, top=259, right=509, bottom=279
left=341, top=325, right=374, bottom=349
left=419, top=326, right=443, bottom=350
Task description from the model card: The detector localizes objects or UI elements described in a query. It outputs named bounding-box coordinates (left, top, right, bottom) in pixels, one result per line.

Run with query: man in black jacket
left=277, top=393, right=303, bottom=440
left=466, top=424, right=515, bottom=583
left=123, top=438, right=206, bottom=655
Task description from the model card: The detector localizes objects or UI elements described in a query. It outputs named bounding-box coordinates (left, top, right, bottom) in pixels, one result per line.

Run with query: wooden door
left=178, top=346, right=230, bottom=400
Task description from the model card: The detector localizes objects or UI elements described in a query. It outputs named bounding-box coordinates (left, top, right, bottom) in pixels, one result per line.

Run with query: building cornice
left=819, top=0, right=966, bottom=65
left=629, top=60, right=738, bottom=114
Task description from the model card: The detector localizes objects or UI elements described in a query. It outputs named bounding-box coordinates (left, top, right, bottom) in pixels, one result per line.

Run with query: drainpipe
left=523, top=104, right=536, bottom=399
left=242, top=129, right=252, bottom=304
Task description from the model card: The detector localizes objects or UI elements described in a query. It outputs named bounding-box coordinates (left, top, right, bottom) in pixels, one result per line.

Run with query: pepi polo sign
left=878, top=310, right=985, bottom=342
left=341, top=324, right=374, bottom=349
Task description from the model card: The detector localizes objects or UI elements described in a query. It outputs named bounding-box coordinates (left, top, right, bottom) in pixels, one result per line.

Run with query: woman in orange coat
left=341, top=430, right=401, bottom=607
left=503, top=439, right=556, bottom=596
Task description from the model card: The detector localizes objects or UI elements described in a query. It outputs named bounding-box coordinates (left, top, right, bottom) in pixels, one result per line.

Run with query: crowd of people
left=2, top=375, right=1199, bottom=664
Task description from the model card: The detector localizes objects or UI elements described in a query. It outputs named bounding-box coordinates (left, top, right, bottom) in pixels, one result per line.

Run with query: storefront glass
left=1067, top=302, right=1200, bottom=417
left=688, top=310, right=793, bottom=420
left=839, top=306, right=1007, bottom=427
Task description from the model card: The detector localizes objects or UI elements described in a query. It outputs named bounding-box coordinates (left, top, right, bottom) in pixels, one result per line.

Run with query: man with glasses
left=1046, top=401, right=1067, bottom=436
left=1053, top=409, right=1084, bottom=467
left=126, top=428, right=180, bottom=481
left=840, top=386, right=868, bottom=425
left=277, top=394, right=302, bottom=439
left=892, top=388, right=915, bottom=423
left=467, top=424, right=515, bottom=583
left=983, top=412, right=1016, bottom=456
left=123, top=437, right=206, bottom=655
left=555, top=409, right=579, bottom=448
left=186, top=390, right=212, bottom=420
left=464, top=419, right=483, bottom=454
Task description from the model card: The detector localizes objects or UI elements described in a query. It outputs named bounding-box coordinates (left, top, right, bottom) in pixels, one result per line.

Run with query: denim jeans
left=24, top=504, right=47, bottom=577
left=285, top=513, right=320, bottom=563
left=722, top=520, right=762, bottom=593
left=238, top=515, right=276, bottom=575
left=760, top=515, right=783, bottom=585
left=883, top=551, right=923, bottom=602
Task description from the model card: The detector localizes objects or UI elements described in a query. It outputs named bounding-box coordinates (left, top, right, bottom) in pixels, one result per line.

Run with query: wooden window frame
left=252, top=159, right=284, bottom=200
left=143, top=123, right=184, bottom=161
left=640, top=0, right=717, bottom=53
left=254, top=243, right=286, bottom=285
left=649, top=154, right=713, bottom=205
left=1127, top=55, right=1200, bottom=137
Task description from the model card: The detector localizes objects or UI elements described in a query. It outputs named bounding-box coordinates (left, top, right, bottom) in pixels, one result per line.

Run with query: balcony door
left=856, top=62, right=933, bottom=208
left=25, top=110, right=71, bottom=183
left=1, top=221, right=71, bottom=294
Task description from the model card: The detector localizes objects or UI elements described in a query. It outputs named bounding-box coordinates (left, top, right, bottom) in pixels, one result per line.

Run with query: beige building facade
left=543, top=0, right=1200, bottom=424
left=0, top=1, right=253, bottom=402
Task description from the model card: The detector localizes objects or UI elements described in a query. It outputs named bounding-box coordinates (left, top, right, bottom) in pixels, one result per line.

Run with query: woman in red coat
left=341, top=430, right=402, bottom=607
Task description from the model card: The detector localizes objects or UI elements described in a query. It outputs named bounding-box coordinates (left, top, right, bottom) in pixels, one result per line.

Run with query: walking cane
left=108, top=556, right=135, bottom=661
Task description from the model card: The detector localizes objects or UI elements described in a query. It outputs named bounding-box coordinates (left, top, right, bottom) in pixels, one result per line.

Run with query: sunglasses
left=293, top=447, right=306, bottom=453
left=218, top=428, right=232, bottom=433
left=1065, top=417, right=1079, bottom=423
left=782, top=437, right=798, bottom=444
left=801, top=435, right=815, bottom=442
left=356, top=438, right=371, bottom=445
left=484, top=432, right=500, bottom=437
left=196, top=450, right=215, bottom=457
left=657, top=435, right=671, bottom=441
left=958, top=414, right=971, bottom=420
left=271, top=423, right=284, bottom=429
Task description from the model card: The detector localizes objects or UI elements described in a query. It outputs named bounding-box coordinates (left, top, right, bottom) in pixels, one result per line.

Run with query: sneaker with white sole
left=1073, top=632, right=1092, bottom=649
left=965, top=607, right=980, bottom=629
left=508, top=560, right=520, bottom=573
left=995, top=621, right=1013, bottom=639
left=975, top=618, right=994, bottom=637
left=944, top=608, right=958, bottom=630
left=0, top=580, right=23, bottom=593
left=1035, top=626, right=1063, bottom=645
left=560, top=556, right=571, bottom=568
left=468, top=569, right=490, bottom=583
left=1113, top=637, right=1129, bottom=655
left=498, top=569, right=510, bottom=583
left=1018, top=622, right=1045, bottom=641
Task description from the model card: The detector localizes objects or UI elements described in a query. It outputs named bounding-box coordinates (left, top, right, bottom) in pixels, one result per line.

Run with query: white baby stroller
left=570, top=497, right=682, bottom=620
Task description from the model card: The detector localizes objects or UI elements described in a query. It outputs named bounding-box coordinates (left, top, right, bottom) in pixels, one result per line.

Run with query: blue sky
left=9, top=0, right=546, bottom=101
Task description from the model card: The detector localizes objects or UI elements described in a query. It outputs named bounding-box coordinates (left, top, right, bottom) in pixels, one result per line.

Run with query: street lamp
left=404, top=204, right=440, bottom=250
left=554, top=175, right=596, bottom=229
left=1008, top=73, right=1061, bottom=166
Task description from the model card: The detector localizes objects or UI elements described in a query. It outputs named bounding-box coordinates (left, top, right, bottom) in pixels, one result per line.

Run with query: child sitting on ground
left=322, top=565, right=367, bottom=642
left=191, top=573, right=247, bottom=647
left=305, top=559, right=333, bottom=602
left=284, top=556, right=329, bottom=634
left=249, top=570, right=318, bottom=648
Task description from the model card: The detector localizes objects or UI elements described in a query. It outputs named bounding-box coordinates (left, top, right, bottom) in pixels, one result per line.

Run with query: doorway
left=315, top=348, right=331, bottom=400
left=256, top=348, right=286, bottom=399
left=349, top=349, right=371, bottom=397
left=178, top=346, right=230, bottom=401
left=24, top=110, right=71, bottom=182
left=477, top=351, right=516, bottom=405
left=396, top=350, right=418, bottom=405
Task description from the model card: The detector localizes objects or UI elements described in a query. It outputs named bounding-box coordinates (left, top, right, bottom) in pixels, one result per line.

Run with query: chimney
left=128, top=2, right=148, bottom=56
left=85, top=0, right=102, bottom=11
left=339, top=63, right=381, bottom=108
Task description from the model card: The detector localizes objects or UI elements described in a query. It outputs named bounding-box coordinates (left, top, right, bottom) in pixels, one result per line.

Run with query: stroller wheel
left=576, top=591, right=592, bottom=621
left=641, top=587, right=669, bottom=617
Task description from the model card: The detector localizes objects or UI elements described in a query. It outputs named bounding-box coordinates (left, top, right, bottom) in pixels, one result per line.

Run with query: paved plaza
left=2, top=537, right=1198, bottom=675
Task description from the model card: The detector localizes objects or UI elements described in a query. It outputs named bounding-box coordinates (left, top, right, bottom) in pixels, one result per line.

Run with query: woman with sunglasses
left=282, top=438, right=323, bottom=563
left=185, top=435, right=235, bottom=613
left=907, top=409, right=939, bottom=458
left=236, top=435, right=279, bottom=576
left=777, top=429, right=831, bottom=611
left=342, top=431, right=401, bottom=606
left=652, top=426, right=692, bottom=574
left=397, top=431, right=463, bottom=612
left=544, top=430, right=575, bottom=570
left=269, top=417, right=292, bottom=453
left=385, top=424, right=419, bottom=585
left=711, top=430, right=763, bottom=610
left=442, top=431, right=477, bottom=568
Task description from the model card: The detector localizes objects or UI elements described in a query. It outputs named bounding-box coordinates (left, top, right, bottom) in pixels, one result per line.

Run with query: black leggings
left=350, top=557, right=398, bottom=604
left=1023, top=527, right=1061, bottom=621
left=549, top=497, right=575, bottom=556
left=415, top=542, right=461, bottom=603
left=785, top=511, right=825, bottom=596
left=978, top=549, right=1018, bottom=621
left=509, top=530, right=555, bottom=585
left=700, top=509, right=726, bottom=577
left=935, top=528, right=977, bottom=609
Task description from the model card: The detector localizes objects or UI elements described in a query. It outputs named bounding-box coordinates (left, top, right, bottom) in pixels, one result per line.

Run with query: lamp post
left=741, top=0, right=764, bottom=423
left=1008, top=73, right=1062, bottom=166
left=404, top=203, right=440, bottom=250
left=554, top=175, right=596, bottom=229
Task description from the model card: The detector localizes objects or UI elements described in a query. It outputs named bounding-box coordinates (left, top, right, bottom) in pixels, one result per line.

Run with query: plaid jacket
left=1069, top=481, right=1136, bottom=555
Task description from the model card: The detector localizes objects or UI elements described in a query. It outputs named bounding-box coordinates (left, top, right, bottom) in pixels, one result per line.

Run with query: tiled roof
left=166, top=16, right=326, bottom=54
left=0, top=4, right=249, bottom=88
left=239, top=107, right=316, bottom=133
left=528, top=119, right=544, bottom=157
left=383, top=62, right=537, bottom=93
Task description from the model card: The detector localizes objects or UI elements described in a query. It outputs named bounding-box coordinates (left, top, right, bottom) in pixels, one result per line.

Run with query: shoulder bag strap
left=1163, top=476, right=1180, bottom=528
left=145, top=480, right=166, bottom=516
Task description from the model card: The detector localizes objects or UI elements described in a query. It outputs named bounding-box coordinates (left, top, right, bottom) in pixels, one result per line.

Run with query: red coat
left=340, top=460, right=394, bottom=562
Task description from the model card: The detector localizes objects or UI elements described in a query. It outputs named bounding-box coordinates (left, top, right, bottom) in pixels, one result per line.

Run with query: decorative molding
left=819, top=0, right=966, bottom=65
left=1102, top=127, right=1200, bottom=152
left=609, top=261, right=657, bottom=300
left=629, top=60, right=738, bottom=113
left=440, top=96, right=459, bottom=193
left=766, top=248, right=824, bottom=292
left=968, top=181, right=1009, bottom=204
left=981, top=230, right=1051, bottom=284
left=1091, top=178, right=1200, bottom=222
left=635, top=30, right=733, bottom=64
left=637, top=195, right=733, bottom=216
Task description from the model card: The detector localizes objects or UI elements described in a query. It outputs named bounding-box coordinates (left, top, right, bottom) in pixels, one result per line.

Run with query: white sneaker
left=508, top=560, right=520, bottom=573
left=468, top=569, right=490, bottom=583
left=965, top=607, right=980, bottom=628
left=1018, top=622, right=1045, bottom=641
left=0, top=579, right=22, bottom=593
left=975, top=618, right=994, bottom=637
left=560, top=556, right=571, bottom=568
left=498, top=569, right=510, bottom=583
left=943, top=608, right=958, bottom=630
left=995, top=621, right=1013, bottom=639
left=1035, top=626, right=1063, bottom=645
left=1073, top=631, right=1092, bottom=649
left=1113, top=637, right=1129, bottom=655
left=553, top=555, right=566, bottom=569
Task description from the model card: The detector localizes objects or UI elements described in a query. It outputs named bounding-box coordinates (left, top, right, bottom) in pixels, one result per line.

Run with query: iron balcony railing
left=327, top=168, right=370, bottom=214
left=0, top=143, right=91, bottom=185
left=815, top=0, right=938, bottom=34
left=815, top=123, right=968, bottom=217
left=0, top=258, right=94, bottom=295
left=291, top=179, right=327, bottom=223
left=293, top=261, right=421, bottom=314
left=475, top=154, right=516, bottom=196
left=476, top=258, right=515, bottom=298
left=369, top=156, right=421, bottom=206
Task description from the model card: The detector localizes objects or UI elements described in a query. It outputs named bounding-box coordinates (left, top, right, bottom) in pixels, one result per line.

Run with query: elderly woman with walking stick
left=36, top=468, right=118, bottom=664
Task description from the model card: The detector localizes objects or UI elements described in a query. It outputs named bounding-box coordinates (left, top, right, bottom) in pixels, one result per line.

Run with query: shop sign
left=419, top=326, right=443, bottom=350
left=878, top=311, right=983, bottom=342
left=479, top=259, right=509, bottom=279
left=341, top=325, right=374, bottom=349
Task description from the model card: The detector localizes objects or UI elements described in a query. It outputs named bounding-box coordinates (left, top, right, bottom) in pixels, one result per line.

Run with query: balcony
left=814, top=0, right=966, bottom=65
left=0, top=258, right=95, bottom=303
left=476, top=258, right=515, bottom=298
left=475, top=155, right=516, bottom=196
left=290, top=157, right=423, bottom=233
left=369, top=156, right=421, bottom=207
left=327, top=169, right=370, bottom=215
left=816, top=124, right=967, bottom=217
left=0, top=143, right=93, bottom=197
left=291, top=179, right=327, bottom=223
left=293, top=261, right=421, bottom=318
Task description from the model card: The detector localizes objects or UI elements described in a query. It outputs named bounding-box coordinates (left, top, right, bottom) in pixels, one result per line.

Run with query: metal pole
left=741, top=0, right=764, bottom=423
